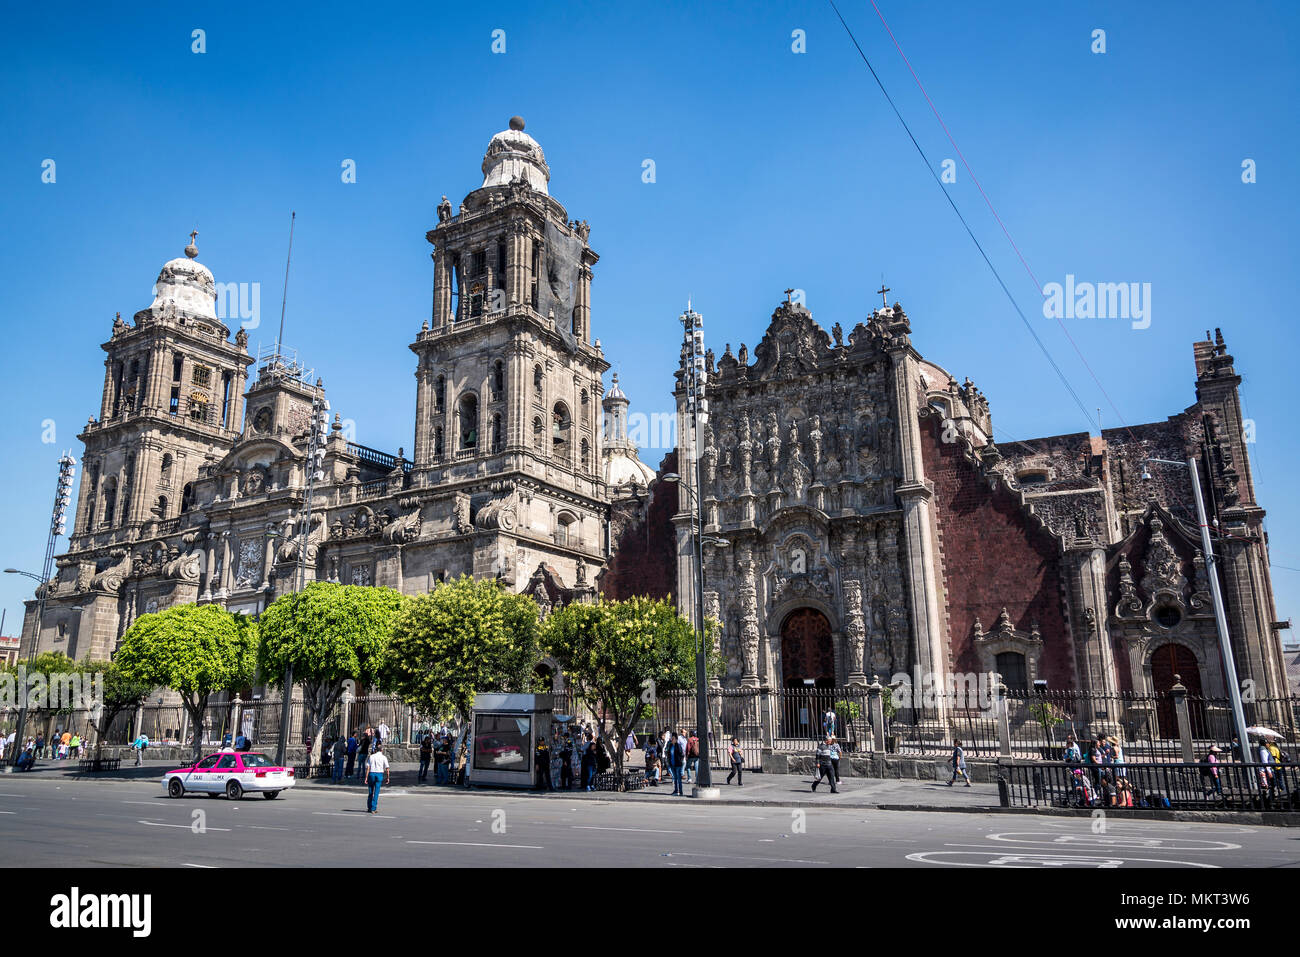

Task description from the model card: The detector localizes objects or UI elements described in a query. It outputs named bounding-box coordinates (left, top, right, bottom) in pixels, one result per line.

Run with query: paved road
left=0, top=775, right=1293, bottom=868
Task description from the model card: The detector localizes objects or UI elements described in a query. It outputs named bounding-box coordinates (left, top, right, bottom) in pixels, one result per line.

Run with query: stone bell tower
left=406, top=117, right=610, bottom=592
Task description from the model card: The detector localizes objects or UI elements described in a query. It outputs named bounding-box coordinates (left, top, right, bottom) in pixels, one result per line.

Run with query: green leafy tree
left=115, top=604, right=258, bottom=763
left=1, top=651, right=77, bottom=740
left=543, top=596, right=696, bottom=774
left=79, top=660, right=151, bottom=757
left=258, top=581, right=404, bottom=761
left=382, top=575, right=541, bottom=741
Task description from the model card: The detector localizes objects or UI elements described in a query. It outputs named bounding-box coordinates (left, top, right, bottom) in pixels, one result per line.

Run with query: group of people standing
left=327, top=724, right=393, bottom=783
left=1, top=730, right=83, bottom=768
left=536, top=721, right=611, bottom=792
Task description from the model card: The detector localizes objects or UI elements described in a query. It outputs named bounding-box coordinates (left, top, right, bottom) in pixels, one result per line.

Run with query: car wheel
left=262, top=790, right=279, bottom=800
left=226, top=780, right=243, bottom=801
left=167, top=778, right=184, bottom=799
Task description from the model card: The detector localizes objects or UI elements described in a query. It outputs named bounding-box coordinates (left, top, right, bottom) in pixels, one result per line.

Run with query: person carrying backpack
left=685, top=730, right=700, bottom=784
left=132, top=733, right=149, bottom=766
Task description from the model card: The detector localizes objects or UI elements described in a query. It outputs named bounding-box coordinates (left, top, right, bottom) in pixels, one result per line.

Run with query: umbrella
left=1245, top=726, right=1284, bottom=740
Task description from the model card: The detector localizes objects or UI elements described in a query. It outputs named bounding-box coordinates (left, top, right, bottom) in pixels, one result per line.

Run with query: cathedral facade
left=671, top=297, right=1289, bottom=716
left=23, top=118, right=657, bottom=663
left=22, top=119, right=1288, bottom=720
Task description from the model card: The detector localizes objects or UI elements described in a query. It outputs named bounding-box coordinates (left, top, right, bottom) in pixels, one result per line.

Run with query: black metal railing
left=999, top=761, right=1300, bottom=811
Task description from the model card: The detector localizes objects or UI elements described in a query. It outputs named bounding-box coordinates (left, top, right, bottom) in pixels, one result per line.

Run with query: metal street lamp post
left=5, top=452, right=76, bottom=769
left=275, top=388, right=330, bottom=767
left=1143, top=455, right=1254, bottom=788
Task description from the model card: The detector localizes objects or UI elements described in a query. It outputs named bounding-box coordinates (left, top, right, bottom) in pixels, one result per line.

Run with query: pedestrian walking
left=1199, top=745, right=1224, bottom=799
left=725, top=736, right=744, bottom=786
left=823, top=706, right=837, bottom=739
left=345, top=730, right=358, bottom=778
left=812, top=736, right=838, bottom=793
left=418, top=732, right=433, bottom=783
left=685, top=729, right=699, bottom=784
left=828, top=735, right=841, bottom=785
left=132, top=733, right=149, bottom=766
left=69, top=733, right=81, bottom=758
left=365, top=745, right=390, bottom=813
left=948, top=739, right=971, bottom=786
left=667, top=729, right=686, bottom=795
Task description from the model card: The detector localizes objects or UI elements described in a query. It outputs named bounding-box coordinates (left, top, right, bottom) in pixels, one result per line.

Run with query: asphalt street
left=0, top=774, right=1295, bottom=868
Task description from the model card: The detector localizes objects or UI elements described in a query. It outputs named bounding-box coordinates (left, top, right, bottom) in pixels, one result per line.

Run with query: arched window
left=552, top=402, right=571, bottom=459
left=434, top=428, right=444, bottom=458
left=459, top=394, right=479, bottom=448
left=491, top=414, right=503, bottom=453
left=556, top=512, right=575, bottom=547
left=435, top=376, right=446, bottom=413
left=580, top=388, right=589, bottom=408
left=493, top=361, right=505, bottom=400
left=580, top=438, right=590, bottom=473
left=181, top=482, right=195, bottom=514
left=995, top=652, right=1028, bottom=692
left=155, top=495, right=168, bottom=519
left=160, top=453, right=173, bottom=482
left=101, top=478, right=117, bottom=527
left=534, top=365, right=544, bottom=395
left=532, top=417, right=544, bottom=453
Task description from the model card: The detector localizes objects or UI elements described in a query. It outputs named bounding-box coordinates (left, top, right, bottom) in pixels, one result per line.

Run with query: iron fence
left=999, top=761, right=1300, bottom=811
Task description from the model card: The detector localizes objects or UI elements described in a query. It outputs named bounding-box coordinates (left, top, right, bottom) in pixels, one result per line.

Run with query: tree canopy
left=115, top=603, right=257, bottom=761
left=258, top=581, right=404, bottom=757
left=543, top=596, right=698, bottom=772
left=383, top=575, right=541, bottom=726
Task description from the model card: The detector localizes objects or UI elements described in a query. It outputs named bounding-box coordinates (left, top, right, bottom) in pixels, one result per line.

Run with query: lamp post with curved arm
left=5, top=450, right=77, bottom=767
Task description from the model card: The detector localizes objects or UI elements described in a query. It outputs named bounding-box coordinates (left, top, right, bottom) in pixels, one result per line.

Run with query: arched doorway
left=779, top=608, right=835, bottom=741
left=1151, top=642, right=1202, bottom=739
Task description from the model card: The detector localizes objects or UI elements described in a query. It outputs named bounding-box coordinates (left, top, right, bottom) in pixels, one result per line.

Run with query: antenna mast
left=276, top=211, right=296, bottom=354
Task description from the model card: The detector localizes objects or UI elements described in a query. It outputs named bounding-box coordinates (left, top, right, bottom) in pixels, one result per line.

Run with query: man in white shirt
left=366, top=745, right=391, bottom=813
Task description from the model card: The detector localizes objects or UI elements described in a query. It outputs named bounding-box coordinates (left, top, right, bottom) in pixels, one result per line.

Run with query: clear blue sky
left=1, top=1, right=1296, bottom=637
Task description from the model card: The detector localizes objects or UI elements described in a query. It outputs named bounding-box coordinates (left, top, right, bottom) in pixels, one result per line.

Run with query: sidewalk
left=4, top=758, right=999, bottom=810
left=292, top=762, right=1001, bottom=810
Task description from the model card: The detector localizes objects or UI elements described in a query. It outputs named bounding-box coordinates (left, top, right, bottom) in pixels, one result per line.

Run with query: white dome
left=604, top=448, right=656, bottom=489
left=481, top=117, right=550, bottom=194
left=148, top=237, right=218, bottom=323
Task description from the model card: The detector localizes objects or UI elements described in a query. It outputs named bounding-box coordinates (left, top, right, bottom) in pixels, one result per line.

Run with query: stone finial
left=184, top=230, right=198, bottom=259
left=509, top=115, right=525, bottom=131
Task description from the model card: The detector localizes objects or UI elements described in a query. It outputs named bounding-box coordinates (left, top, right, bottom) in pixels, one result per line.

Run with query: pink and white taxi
left=162, top=751, right=295, bottom=800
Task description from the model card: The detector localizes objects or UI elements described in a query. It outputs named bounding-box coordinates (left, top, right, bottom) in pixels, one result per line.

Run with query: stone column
left=868, top=677, right=885, bottom=753
left=844, top=579, right=868, bottom=684
left=412, top=365, right=433, bottom=468
left=341, top=689, right=354, bottom=741
left=1070, top=547, right=1120, bottom=706
left=737, top=543, right=761, bottom=689
left=995, top=681, right=1012, bottom=757
left=231, top=694, right=243, bottom=747
left=888, top=344, right=948, bottom=719
left=201, top=535, right=217, bottom=601
left=261, top=525, right=276, bottom=590
left=1171, top=678, right=1195, bottom=763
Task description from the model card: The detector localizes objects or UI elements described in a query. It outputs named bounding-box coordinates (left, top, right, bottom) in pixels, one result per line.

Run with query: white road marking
left=406, top=841, right=544, bottom=849
left=661, top=851, right=830, bottom=864
left=986, top=831, right=1241, bottom=851
left=0, top=811, right=15, bottom=815
left=908, top=850, right=1216, bottom=868
left=571, top=826, right=684, bottom=834
left=138, top=820, right=231, bottom=832
left=181, top=862, right=216, bottom=868
left=312, top=811, right=395, bottom=819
